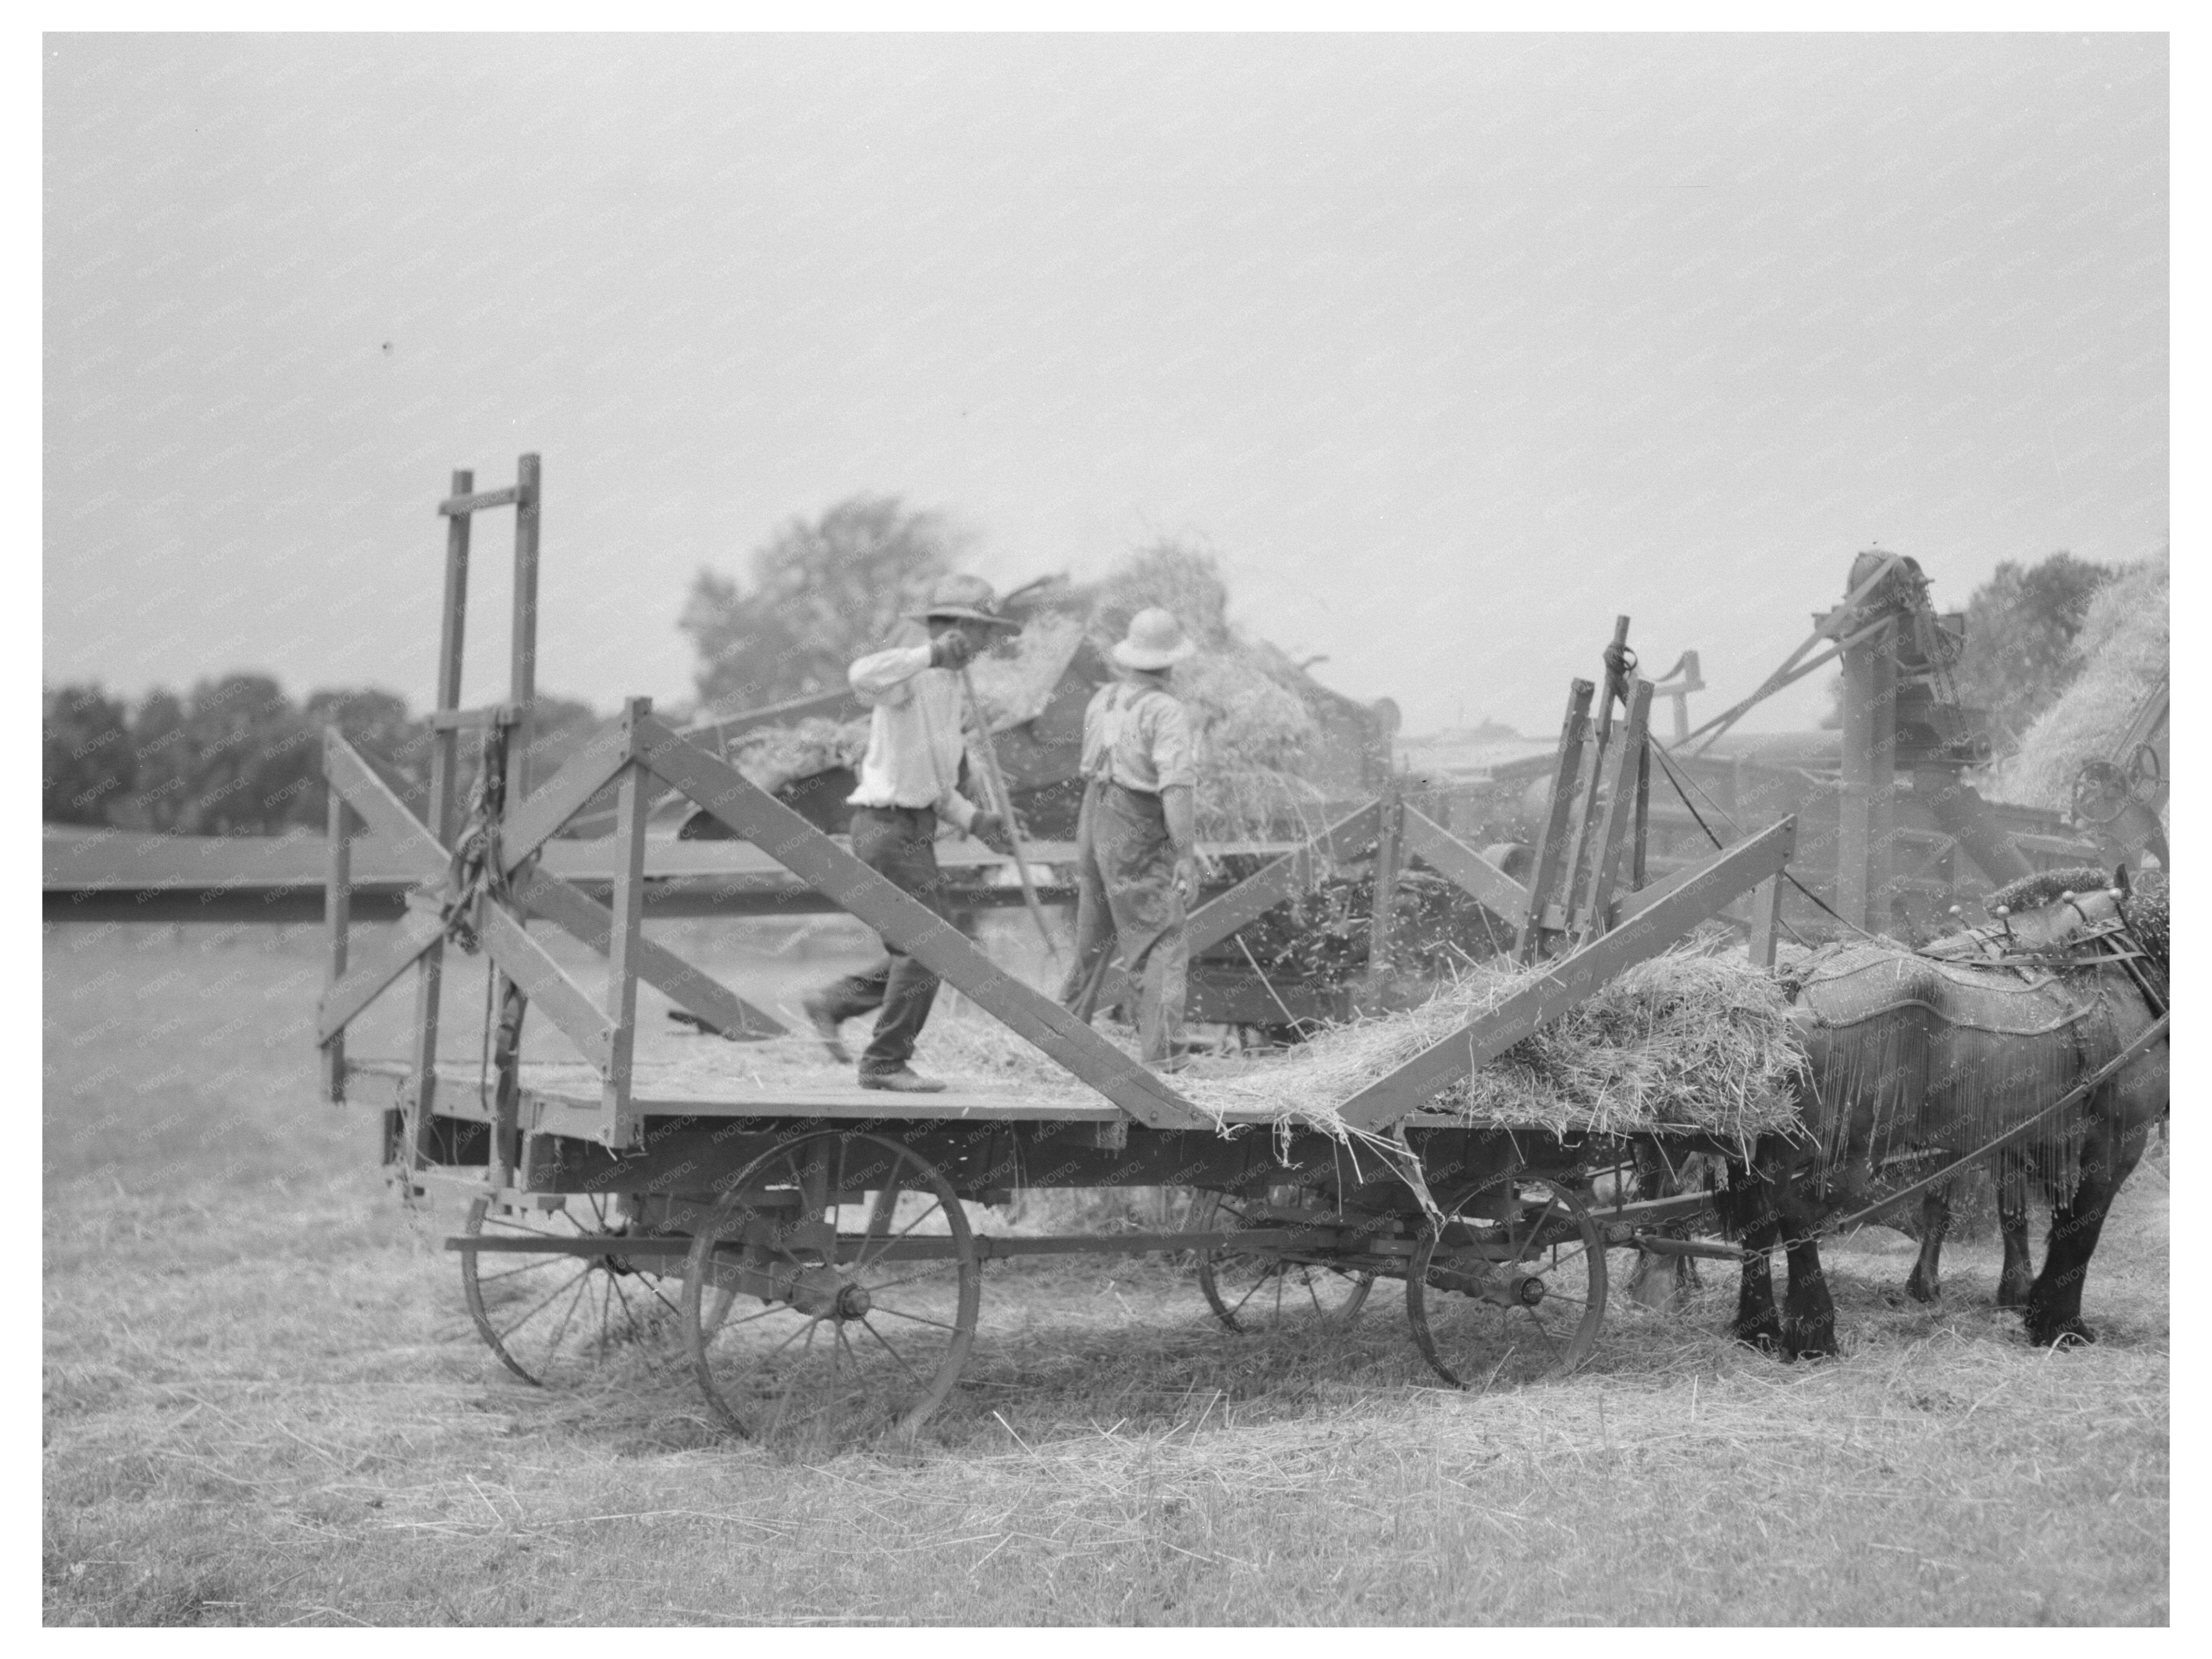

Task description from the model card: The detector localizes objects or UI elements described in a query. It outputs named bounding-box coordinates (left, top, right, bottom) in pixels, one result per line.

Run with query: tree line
left=42, top=673, right=599, bottom=835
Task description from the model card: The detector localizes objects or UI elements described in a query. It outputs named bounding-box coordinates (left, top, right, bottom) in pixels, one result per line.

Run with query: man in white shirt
left=804, top=575, right=1017, bottom=1092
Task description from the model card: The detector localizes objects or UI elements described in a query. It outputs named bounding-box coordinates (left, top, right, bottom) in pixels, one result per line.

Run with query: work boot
left=801, top=991, right=854, bottom=1065
left=858, top=1066, right=947, bottom=1094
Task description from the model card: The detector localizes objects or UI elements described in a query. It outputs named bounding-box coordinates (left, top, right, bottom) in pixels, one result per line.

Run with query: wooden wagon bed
left=313, top=455, right=1805, bottom=1439
left=348, top=1054, right=1130, bottom=1126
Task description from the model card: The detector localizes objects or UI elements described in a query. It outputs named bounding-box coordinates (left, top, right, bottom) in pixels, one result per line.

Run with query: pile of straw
left=964, top=611, right=1088, bottom=732
left=1184, top=945, right=1808, bottom=1143
left=729, top=716, right=870, bottom=796
left=1990, top=550, right=2167, bottom=815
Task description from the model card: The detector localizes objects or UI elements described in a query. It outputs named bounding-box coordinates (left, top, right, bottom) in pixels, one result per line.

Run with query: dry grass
left=1187, top=945, right=1806, bottom=1146
left=1991, top=550, right=2167, bottom=814
left=727, top=717, right=868, bottom=797
left=965, top=610, right=1088, bottom=731
left=44, top=922, right=2168, bottom=1626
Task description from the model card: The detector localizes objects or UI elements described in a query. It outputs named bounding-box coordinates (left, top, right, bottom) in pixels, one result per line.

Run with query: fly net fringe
left=1790, top=941, right=2122, bottom=1197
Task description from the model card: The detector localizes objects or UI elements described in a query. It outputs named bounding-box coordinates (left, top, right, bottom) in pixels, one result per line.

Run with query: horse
left=1719, top=867, right=2168, bottom=1358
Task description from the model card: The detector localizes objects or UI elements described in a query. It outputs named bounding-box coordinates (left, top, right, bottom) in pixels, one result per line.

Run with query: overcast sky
left=43, top=32, right=2167, bottom=736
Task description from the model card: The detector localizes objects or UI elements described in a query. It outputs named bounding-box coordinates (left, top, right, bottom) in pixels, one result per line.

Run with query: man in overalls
left=803, top=575, right=1016, bottom=1093
left=1058, top=607, right=1202, bottom=1070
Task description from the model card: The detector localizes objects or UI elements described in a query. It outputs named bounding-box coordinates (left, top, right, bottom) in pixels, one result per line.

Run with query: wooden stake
left=407, top=467, right=472, bottom=1164
left=960, top=666, right=1060, bottom=963
left=321, top=790, right=355, bottom=1103
left=1517, top=680, right=1594, bottom=963
left=1368, top=771, right=1402, bottom=976
left=599, top=713, right=653, bottom=1147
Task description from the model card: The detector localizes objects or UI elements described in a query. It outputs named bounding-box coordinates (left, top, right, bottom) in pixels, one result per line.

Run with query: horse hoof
left=1904, top=1278, right=1937, bottom=1305
left=1784, top=1330, right=1838, bottom=1362
left=1733, top=1321, right=1783, bottom=1356
left=1995, top=1283, right=2031, bottom=1310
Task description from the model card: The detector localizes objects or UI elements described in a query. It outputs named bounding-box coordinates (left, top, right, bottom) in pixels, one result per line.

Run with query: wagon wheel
left=1188, top=1188, right=1374, bottom=1332
left=459, top=1193, right=691, bottom=1386
left=1405, top=1176, right=1608, bottom=1389
left=682, top=1131, right=981, bottom=1452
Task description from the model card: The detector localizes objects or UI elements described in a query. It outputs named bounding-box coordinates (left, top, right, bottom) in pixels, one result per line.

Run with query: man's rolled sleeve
left=1147, top=701, right=1198, bottom=792
left=849, top=644, right=934, bottom=705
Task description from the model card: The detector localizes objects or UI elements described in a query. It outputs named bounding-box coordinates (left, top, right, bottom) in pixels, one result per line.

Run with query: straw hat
left=906, top=574, right=1022, bottom=631
left=1111, top=607, right=1197, bottom=671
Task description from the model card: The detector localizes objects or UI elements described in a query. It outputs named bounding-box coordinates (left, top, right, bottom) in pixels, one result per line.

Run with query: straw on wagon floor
left=618, top=941, right=1808, bottom=1151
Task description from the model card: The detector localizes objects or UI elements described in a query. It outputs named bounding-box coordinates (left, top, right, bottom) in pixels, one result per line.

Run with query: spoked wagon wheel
left=1405, top=1175, right=1608, bottom=1389
left=682, top=1131, right=981, bottom=1453
left=1189, top=1188, right=1375, bottom=1332
left=459, top=1193, right=689, bottom=1386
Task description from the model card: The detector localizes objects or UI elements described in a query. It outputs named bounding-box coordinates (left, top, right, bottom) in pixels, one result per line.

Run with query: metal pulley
left=2071, top=758, right=2134, bottom=827
left=2127, top=742, right=2163, bottom=804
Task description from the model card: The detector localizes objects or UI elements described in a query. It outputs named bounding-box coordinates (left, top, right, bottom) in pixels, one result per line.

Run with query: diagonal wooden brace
left=634, top=713, right=1210, bottom=1130
left=324, top=732, right=447, bottom=874
left=317, top=909, right=449, bottom=1041
left=1185, top=800, right=1382, bottom=957
left=475, top=901, right=614, bottom=1071
left=513, top=866, right=788, bottom=1041
left=1400, top=807, right=1531, bottom=925
left=496, top=711, right=640, bottom=875
left=1331, top=816, right=1796, bottom=1131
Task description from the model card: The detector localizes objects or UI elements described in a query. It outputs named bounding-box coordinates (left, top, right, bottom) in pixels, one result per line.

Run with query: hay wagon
left=318, top=459, right=1796, bottom=1448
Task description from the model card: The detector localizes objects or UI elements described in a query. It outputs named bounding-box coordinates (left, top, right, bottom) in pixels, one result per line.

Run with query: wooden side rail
left=1399, top=806, right=1531, bottom=924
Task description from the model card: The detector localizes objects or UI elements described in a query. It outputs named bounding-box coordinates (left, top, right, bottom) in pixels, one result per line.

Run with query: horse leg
left=2022, top=1126, right=2147, bottom=1348
left=1782, top=1230, right=1838, bottom=1360
left=1732, top=1231, right=1783, bottom=1352
left=1904, top=1184, right=1949, bottom=1304
left=1994, top=1157, right=2035, bottom=1309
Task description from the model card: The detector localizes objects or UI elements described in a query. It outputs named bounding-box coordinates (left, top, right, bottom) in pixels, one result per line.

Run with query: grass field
left=42, top=921, right=2170, bottom=1626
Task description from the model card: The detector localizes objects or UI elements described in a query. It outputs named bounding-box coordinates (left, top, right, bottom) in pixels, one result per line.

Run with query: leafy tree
left=303, top=687, right=601, bottom=824
left=42, top=684, right=136, bottom=825
left=680, top=495, right=960, bottom=712
left=44, top=675, right=603, bottom=835
left=305, top=686, right=434, bottom=819
left=1954, top=553, right=2117, bottom=747
left=118, top=673, right=317, bottom=835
